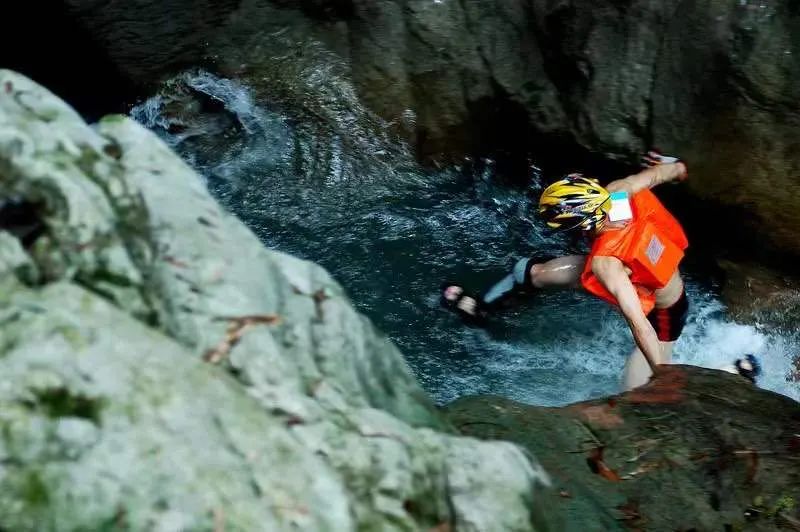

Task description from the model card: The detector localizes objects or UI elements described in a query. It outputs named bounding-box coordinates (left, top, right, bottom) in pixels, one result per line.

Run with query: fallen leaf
left=587, top=447, right=621, bottom=482
left=742, top=450, right=759, bottom=484
left=164, top=255, right=189, bottom=269
left=285, top=415, right=304, bottom=427
left=203, top=314, right=281, bottom=364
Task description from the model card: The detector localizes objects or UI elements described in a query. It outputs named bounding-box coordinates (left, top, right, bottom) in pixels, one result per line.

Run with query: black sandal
left=735, top=354, right=762, bottom=384
left=440, top=282, right=488, bottom=325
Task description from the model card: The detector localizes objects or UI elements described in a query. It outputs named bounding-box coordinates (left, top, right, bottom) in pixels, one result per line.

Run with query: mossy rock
left=445, top=366, right=800, bottom=531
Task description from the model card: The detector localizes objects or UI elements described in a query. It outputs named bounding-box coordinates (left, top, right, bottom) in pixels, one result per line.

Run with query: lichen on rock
left=0, top=70, right=554, bottom=530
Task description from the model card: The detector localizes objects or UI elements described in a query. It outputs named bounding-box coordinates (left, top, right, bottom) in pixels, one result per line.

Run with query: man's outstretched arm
left=607, top=159, right=687, bottom=195
left=592, top=256, right=663, bottom=372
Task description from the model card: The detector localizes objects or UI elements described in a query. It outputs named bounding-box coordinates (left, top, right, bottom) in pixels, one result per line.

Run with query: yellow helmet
left=538, top=173, right=611, bottom=232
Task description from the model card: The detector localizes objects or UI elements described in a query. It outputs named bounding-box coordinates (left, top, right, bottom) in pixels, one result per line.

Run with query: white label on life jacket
left=608, top=192, right=633, bottom=222
left=646, top=235, right=665, bottom=265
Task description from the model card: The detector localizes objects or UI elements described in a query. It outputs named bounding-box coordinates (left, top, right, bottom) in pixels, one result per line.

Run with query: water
left=132, top=70, right=800, bottom=406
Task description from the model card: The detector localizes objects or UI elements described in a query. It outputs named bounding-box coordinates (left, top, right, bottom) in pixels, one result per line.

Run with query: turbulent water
left=132, top=70, right=800, bottom=406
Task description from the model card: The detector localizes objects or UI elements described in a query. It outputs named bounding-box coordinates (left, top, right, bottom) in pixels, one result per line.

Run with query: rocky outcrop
left=446, top=366, right=800, bottom=531
left=0, top=70, right=555, bottom=530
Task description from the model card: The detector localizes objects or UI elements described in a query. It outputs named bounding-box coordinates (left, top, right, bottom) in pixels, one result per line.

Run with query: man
left=442, top=152, right=758, bottom=389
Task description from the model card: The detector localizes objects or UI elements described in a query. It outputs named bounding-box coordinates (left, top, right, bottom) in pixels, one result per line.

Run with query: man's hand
left=607, top=150, right=688, bottom=195
left=641, top=150, right=688, bottom=182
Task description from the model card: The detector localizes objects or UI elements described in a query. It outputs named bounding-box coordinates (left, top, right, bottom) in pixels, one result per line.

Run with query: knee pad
left=482, top=257, right=540, bottom=307
left=512, top=257, right=536, bottom=288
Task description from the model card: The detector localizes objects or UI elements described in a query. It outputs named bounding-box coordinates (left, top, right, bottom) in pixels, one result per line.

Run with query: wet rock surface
left=446, top=365, right=800, bottom=531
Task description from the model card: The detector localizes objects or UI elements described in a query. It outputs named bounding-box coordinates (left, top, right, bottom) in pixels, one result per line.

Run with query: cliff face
left=0, top=70, right=553, bottom=531
left=63, top=0, right=800, bottom=261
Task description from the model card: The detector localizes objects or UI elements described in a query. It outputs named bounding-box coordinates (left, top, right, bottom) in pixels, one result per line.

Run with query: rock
left=0, top=279, right=352, bottom=531
left=0, top=70, right=554, bottom=530
left=445, top=365, right=800, bottom=531
left=60, top=0, right=800, bottom=263
left=62, top=0, right=241, bottom=82
left=646, top=1, right=800, bottom=263
left=719, top=259, right=800, bottom=330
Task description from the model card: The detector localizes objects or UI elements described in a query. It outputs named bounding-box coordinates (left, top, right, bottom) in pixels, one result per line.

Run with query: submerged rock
left=0, top=70, right=554, bottom=530
left=446, top=366, right=800, bottom=531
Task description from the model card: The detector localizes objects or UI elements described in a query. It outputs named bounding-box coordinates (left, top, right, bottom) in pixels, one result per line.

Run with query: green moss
left=76, top=146, right=102, bottom=178
left=29, top=387, right=104, bottom=424
left=20, top=470, right=49, bottom=508
left=768, top=495, right=795, bottom=517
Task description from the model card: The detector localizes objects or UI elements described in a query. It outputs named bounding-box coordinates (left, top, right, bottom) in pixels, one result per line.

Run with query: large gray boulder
left=0, top=70, right=554, bottom=530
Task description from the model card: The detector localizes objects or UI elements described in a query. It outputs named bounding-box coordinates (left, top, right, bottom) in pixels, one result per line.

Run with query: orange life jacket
left=581, top=189, right=688, bottom=314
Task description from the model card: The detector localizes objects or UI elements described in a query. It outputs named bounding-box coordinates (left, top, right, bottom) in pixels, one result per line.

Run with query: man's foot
left=440, top=283, right=487, bottom=325
left=721, top=354, right=762, bottom=384
left=735, top=354, right=762, bottom=384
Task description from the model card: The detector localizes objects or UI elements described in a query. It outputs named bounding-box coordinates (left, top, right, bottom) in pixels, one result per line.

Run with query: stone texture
left=60, top=0, right=800, bottom=262
left=718, top=259, right=800, bottom=330
left=446, top=365, right=800, bottom=531
left=62, top=0, right=242, bottom=81
left=0, top=70, right=553, bottom=530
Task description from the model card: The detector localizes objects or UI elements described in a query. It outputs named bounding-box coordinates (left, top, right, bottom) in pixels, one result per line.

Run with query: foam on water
left=132, top=71, right=800, bottom=406
left=676, top=285, right=799, bottom=401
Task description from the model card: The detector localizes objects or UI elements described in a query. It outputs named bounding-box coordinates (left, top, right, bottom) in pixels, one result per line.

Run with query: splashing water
left=132, top=71, right=800, bottom=406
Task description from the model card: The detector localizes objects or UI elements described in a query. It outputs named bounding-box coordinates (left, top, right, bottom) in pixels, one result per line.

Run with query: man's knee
left=512, top=258, right=536, bottom=288
left=512, top=255, right=557, bottom=289
left=528, top=255, right=585, bottom=288
left=529, top=263, right=546, bottom=288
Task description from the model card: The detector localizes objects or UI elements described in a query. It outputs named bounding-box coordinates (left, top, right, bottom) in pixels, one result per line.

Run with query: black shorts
left=647, top=290, right=688, bottom=342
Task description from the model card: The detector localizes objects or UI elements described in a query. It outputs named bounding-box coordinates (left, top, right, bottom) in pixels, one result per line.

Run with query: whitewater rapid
left=132, top=71, right=800, bottom=406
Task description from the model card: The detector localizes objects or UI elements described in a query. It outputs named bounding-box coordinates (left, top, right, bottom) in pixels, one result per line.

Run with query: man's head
left=538, top=173, right=611, bottom=232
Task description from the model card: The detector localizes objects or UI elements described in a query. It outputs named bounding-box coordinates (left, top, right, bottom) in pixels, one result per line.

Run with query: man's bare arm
left=592, top=256, right=663, bottom=372
left=606, top=162, right=687, bottom=195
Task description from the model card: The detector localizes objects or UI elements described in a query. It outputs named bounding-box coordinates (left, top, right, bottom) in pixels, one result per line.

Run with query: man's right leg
left=623, top=342, right=674, bottom=390
left=442, top=255, right=586, bottom=318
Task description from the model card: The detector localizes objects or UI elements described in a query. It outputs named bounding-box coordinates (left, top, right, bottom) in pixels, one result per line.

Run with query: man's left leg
left=623, top=290, right=688, bottom=389
left=623, top=341, right=674, bottom=390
